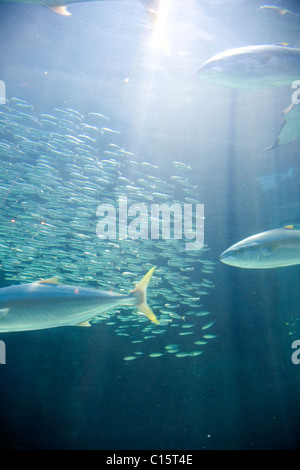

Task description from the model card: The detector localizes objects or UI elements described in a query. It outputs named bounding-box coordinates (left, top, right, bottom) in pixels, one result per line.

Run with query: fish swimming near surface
left=220, top=226, right=300, bottom=268
left=198, top=45, right=300, bottom=89
left=0, top=0, right=170, bottom=54
left=0, top=0, right=162, bottom=18
left=0, top=267, right=159, bottom=333
left=0, top=0, right=107, bottom=16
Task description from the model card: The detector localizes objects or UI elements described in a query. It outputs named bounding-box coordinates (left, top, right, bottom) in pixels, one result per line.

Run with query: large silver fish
left=0, top=267, right=159, bottom=333
left=220, top=226, right=300, bottom=268
left=198, top=45, right=300, bottom=89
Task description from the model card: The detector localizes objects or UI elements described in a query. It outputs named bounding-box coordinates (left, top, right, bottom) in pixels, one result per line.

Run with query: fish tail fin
left=131, top=267, right=159, bottom=324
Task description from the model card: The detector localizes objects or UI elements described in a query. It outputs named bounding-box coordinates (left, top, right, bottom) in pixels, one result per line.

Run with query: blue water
left=0, top=0, right=300, bottom=450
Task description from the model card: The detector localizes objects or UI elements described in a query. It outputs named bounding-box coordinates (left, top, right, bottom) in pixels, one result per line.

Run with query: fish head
left=197, top=49, right=256, bottom=88
left=198, top=53, right=236, bottom=87
left=198, top=45, right=286, bottom=89
left=220, top=240, right=264, bottom=268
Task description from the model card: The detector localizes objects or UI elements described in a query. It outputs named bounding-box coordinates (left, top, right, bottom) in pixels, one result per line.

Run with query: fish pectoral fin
left=38, top=277, right=60, bottom=284
left=76, top=320, right=92, bottom=327
left=261, top=246, right=275, bottom=256
left=262, top=141, right=278, bottom=151
left=0, top=308, right=9, bottom=320
left=49, top=6, right=71, bottom=16
left=282, top=103, right=294, bottom=116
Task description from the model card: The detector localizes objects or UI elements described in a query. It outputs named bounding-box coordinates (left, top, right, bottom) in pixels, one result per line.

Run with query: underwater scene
left=0, top=0, right=300, bottom=451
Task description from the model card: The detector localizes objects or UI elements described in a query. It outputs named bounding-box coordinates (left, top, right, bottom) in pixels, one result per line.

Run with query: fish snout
left=219, top=249, right=232, bottom=265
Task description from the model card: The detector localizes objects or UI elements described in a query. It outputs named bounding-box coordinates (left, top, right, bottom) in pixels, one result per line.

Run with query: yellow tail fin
left=131, top=267, right=159, bottom=324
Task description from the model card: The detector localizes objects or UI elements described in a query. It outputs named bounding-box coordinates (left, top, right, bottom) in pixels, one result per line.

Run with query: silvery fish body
left=220, top=227, right=300, bottom=268
left=0, top=268, right=158, bottom=332
left=198, top=45, right=300, bottom=89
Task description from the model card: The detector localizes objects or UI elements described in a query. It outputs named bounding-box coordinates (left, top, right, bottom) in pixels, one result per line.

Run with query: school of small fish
left=2, top=2, right=299, bottom=359
left=0, top=97, right=217, bottom=360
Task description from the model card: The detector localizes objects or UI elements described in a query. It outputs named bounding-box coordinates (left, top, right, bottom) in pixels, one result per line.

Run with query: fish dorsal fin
left=38, top=277, right=60, bottom=284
